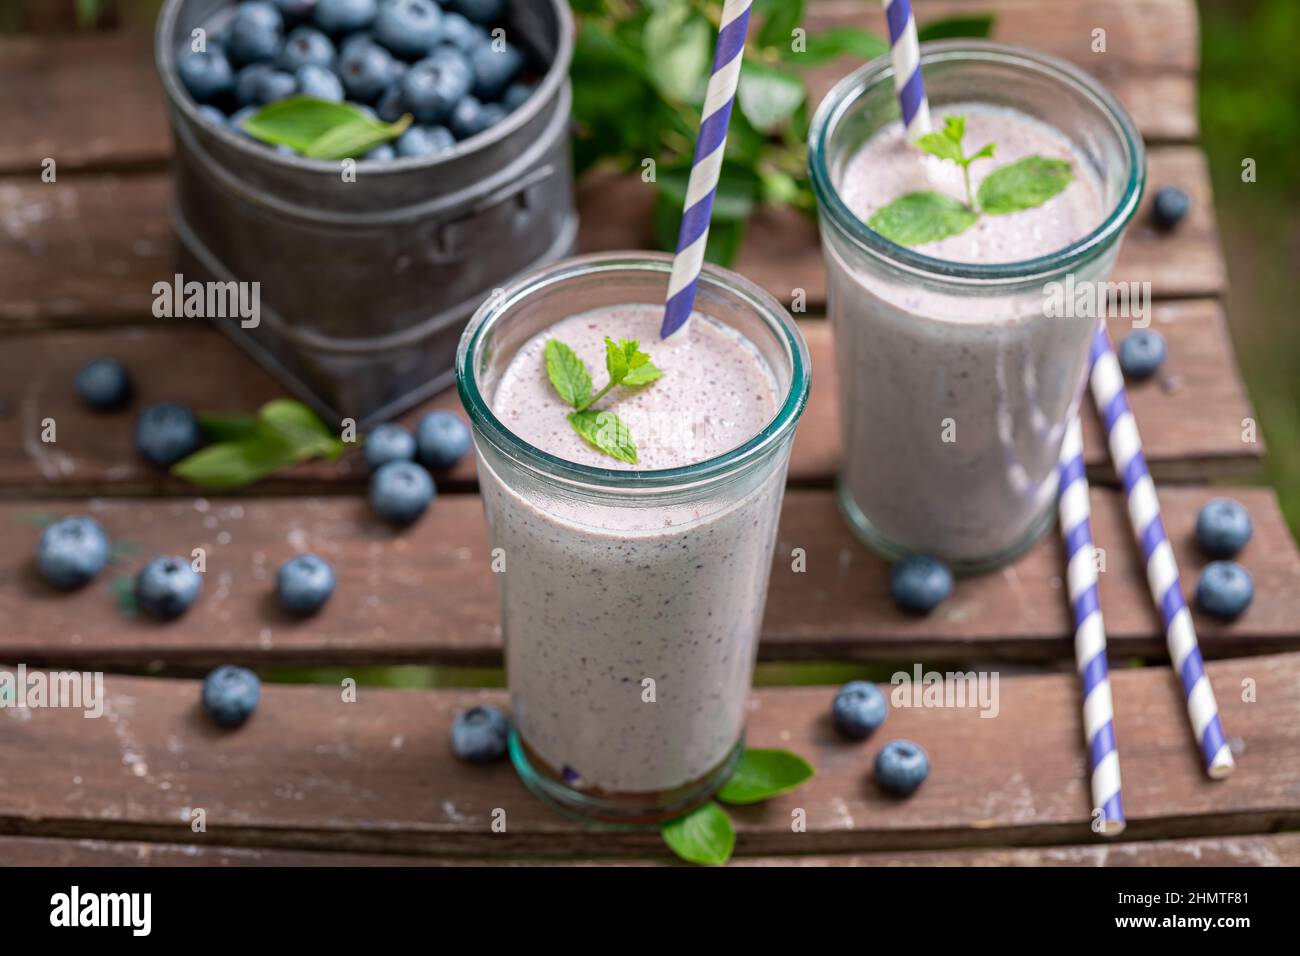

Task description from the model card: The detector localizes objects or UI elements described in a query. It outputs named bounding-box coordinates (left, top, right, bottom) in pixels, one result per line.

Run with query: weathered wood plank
left=0, top=300, right=1261, bottom=497
left=0, top=652, right=1295, bottom=857
left=4, top=831, right=1297, bottom=867
left=2, top=486, right=1296, bottom=666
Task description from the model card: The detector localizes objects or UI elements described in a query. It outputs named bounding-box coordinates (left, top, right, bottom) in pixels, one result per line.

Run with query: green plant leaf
left=661, top=802, right=735, bottom=866
left=782, top=26, right=888, bottom=67
left=917, top=15, right=996, bottom=42
left=241, top=97, right=378, bottom=152
left=544, top=339, right=593, bottom=409
left=867, top=190, right=979, bottom=246
left=916, top=131, right=964, bottom=163
left=977, top=156, right=1074, bottom=215
left=604, top=336, right=630, bottom=385
left=737, top=62, right=807, bottom=135
left=655, top=161, right=760, bottom=221
left=756, top=0, right=806, bottom=51
left=717, top=749, right=815, bottom=805
left=170, top=437, right=300, bottom=489
left=304, top=113, right=413, bottom=160
left=643, top=3, right=712, bottom=104
left=567, top=409, right=637, bottom=464
left=199, top=413, right=260, bottom=442
left=76, top=0, right=107, bottom=29
left=258, top=399, right=338, bottom=455
left=621, top=362, right=663, bottom=387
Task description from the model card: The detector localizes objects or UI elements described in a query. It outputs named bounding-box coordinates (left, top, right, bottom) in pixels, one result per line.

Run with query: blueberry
left=364, top=143, right=396, bottom=161
left=401, top=48, right=473, bottom=124
left=201, top=665, right=261, bottom=728
left=439, top=12, right=487, bottom=54
left=227, top=1, right=285, bottom=65
left=502, top=81, right=533, bottom=112
left=338, top=29, right=376, bottom=59
left=229, top=104, right=260, bottom=136
left=1119, top=329, right=1167, bottom=380
left=889, top=555, right=952, bottom=614
left=339, top=39, right=398, bottom=101
left=135, top=556, right=203, bottom=620
left=374, top=81, right=407, bottom=121
left=177, top=43, right=235, bottom=102
left=874, top=739, right=930, bottom=797
left=448, top=0, right=506, bottom=26
left=271, top=0, right=318, bottom=22
left=37, top=516, right=109, bottom=590
left=448, top=96, right=504, bottom=140
left=451, top=705, right=509, bottom=763
left=279, top=25, right=335, bottom=70
left=1196, top=561, right=1253, bottom=620
left=197, top=104, right=229, bottom=125
left=276, top=553, right=336, bottom=615
left=363, top=423, right=417, bottom=468
left=136, top=402, right=202, bottom=467
left=314, top=0, right=377, bottom=35
left=1195, top=498, right=1254, bottom=559
left=75, top=357, right=132, bottom=411
left=374, top=0, right=443, bottom=60
left=296, top=63, right=344, bottom=100
left=369, top=460, right=435, bottom=525
left=236, top=63, right=298, bottom=106
left=469, top=40, right=523, bottom=101
left=396, top=124, right=455, bottom=158
left=832, top=680, right=888, bottom=740
left=1152, top=185, right=1191, bottom=231
left=416, top=410, right=471, bottom=470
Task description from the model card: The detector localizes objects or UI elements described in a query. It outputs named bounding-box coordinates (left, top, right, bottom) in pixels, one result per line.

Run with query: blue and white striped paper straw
left=1058, top=416, right=1125, bottom=835
left=882, top=0, right=931, bottom=139
left=1089, top=325, right=1234, bottom=779
left=660, top=0, right=753, bottom=339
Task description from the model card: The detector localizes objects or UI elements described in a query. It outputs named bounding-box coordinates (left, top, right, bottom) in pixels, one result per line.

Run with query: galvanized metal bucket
left=155, top=0, right=578, bottom=426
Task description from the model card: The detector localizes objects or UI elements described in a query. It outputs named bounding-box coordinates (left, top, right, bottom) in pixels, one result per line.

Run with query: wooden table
left=2, top=0, right=1298, bottom=867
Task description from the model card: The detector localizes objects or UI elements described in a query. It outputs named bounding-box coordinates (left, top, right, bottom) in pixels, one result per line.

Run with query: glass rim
left=808, top=40, right=1147, bottom=284
left=455, top=251, right=811, bottom=492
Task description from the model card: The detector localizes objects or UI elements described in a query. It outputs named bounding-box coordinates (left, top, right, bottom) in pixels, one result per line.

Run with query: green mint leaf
left=198, top=412, right=260, bottom=442
left=868, top=190, right=979, bottom=246
left=258, top=399, right=337, bottom=456
left=545, top=339, right=592, bottom=409
left=737, top=61, right=806, bottom=135
left=942, top=114, right=966, bottom=145
left=170, top=437, right=300, bottom=489
left=661, top=802, right=735, bottom=866
left=917, top=14, right=995, bottom=42
left=567, top=409, right=638, bottom=464
left=240, top=97, right=376, bottom=152
left=604, top=336, right=630, bottom=386
left=977, top=156, right=1074, bottom=215
left=643, top=4, right=712, bottom=103
left=916, top=131, right=963, bottom=164
left=969, top=143, right=996, bottom=162
left=717, top=748, right=815, bottom=805
left=621, top=362, right=663, bottom=387
left=302, top=112, right=412, bottom=160
left=780, top=26, right=888, bottom=67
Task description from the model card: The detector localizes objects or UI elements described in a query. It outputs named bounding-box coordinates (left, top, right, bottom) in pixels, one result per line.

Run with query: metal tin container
left=155, top=0, right=577, bottom=426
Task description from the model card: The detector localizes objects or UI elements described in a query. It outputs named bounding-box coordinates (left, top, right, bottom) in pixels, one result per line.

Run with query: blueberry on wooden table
left=277, top=554, right=337, bottom=616
left=1117, top=328, right=1167, bottom=380
left=314, top=0, right=377, bottom=36
left=452, top=706, right=510, bottom=763
left=874, top=740, right=930, bottom=797
left=1152, top=184, right=1191, bottom=231
left=177, top=43, right=235, bottom=102
left=227, top=1, right=286, bottom=66
left=832, top=681, right=888, bottom=740
left=1195, top=498, right=1253, bottom=559
left=75, top=357, right=132, bottom=411
left=415, top=411, right=472, bottom=470
left=369, top=460, right=435, bottom=525
left=135, top=402, right=202, bottom=467
left=135, top=556, right=203, bottom=621
left=202, top=666, right=262, bottom=728
left=889, top=555, right=953, bottom=614
left=374, top=0, right=444, bottom=60
left=1196, top=561, right=1254, bottom=620
left=37, top=517, right=110, bottom=591
left=363, top=423, right=417, bottom=469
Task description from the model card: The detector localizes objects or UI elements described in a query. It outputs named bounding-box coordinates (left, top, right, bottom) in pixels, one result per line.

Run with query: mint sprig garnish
left=543, top=337, right=662, bottom=465
left=660, top=747, right=815, bottom=866
left=868, top=113, right=1075, bottom=248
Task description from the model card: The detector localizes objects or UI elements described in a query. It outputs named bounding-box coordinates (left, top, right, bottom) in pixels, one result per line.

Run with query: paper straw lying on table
left=1058, top=415, right=1125, bottom=835
left=1089, top=325, right=1234, bottom=779
left=882, top=0, right=932, bottom=138
left=660, top=0, right=754, bottom=339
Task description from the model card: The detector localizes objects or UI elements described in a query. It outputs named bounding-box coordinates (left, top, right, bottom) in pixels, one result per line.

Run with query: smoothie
left=474, top=301, right=789, bottom=805
left=825, top=103, right=1108, bottom=566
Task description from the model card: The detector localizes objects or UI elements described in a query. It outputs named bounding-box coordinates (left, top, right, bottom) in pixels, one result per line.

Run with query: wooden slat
left=0, top=652, right=1296, bottom=857
left=3, top=485, right=1297, bottom=667
left=4, top=831, right=1298, bottom=867
left=0, top=0, right=1198, bottom=176
left=0, top=298, right=1261, bottom=498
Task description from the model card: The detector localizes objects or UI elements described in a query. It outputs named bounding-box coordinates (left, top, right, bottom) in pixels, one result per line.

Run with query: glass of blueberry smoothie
left=809, top=42, right=1144, bottom=571
left=456, top=252, right=809, bottom=824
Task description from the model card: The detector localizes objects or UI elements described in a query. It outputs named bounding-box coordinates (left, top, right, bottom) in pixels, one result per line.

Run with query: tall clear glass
left=456, top=252, right=810, bottom=824
left=809, top=42, right=1145, bottom=571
